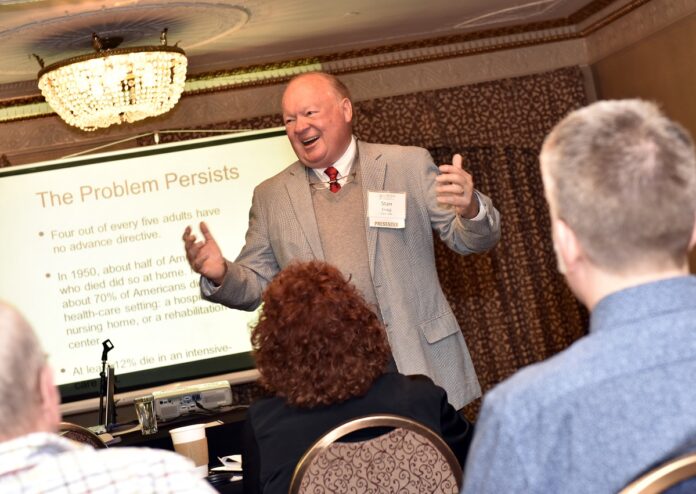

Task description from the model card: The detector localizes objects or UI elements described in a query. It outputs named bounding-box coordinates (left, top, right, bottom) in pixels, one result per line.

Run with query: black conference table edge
left=109, top=406, right=247, bottom=493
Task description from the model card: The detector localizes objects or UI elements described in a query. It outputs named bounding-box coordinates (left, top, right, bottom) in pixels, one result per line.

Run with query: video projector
left=152, top=380, right=233, bottom=421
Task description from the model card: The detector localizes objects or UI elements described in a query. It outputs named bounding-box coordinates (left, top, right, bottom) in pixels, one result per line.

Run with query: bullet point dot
left=38, top=232, right=44, bottom=237
left=45, top=273, right=51, bottom=278
left=60, top=368, right=66, bottom=373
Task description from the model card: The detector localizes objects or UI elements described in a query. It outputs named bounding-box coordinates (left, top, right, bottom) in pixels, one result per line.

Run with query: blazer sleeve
left=439, top=390, right=474, bottom=467
left=406, top=373, right=474, bottom=467
left=203, top=186, right=281, bottom=311
left=241, top=413, right=262, bottom=494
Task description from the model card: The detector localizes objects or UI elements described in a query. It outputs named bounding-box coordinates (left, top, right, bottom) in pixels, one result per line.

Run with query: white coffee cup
left=169, top=423, right=209, bottom=477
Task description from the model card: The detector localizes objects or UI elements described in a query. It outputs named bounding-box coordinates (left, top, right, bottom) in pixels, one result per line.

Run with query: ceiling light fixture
left=35, top=29, right=187, bottom=132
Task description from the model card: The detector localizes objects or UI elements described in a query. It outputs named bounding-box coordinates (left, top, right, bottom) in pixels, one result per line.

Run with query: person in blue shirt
left=462, top=99, right=696, bottom=494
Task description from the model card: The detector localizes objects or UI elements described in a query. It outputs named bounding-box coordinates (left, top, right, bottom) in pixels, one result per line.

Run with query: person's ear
left=38, top=364, right=61, bottom=431
left=688, top=214, right=696, bottom=250
left=341, top=97, right=353, bottom=123
left=554, top=219, right=583, bottom=272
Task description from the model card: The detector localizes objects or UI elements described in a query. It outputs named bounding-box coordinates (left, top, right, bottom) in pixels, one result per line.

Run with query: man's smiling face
left=281, top=73, right=353, bottom=170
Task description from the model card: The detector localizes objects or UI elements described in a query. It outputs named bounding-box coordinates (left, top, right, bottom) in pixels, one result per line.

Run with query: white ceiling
left=0, top=0, right=600, bottom=101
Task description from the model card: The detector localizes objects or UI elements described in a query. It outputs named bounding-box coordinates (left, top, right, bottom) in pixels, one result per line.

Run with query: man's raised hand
left=182, top=221, right=227, bottom=285
left=436, top=153, right=479, bottom=219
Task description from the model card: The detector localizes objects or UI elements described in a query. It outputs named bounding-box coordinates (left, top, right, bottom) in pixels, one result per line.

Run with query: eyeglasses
left=309, top=172, right=357, bottom=191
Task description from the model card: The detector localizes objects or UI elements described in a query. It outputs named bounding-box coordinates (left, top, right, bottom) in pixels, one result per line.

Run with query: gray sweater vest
left=309, top=160, right=379, bottom=314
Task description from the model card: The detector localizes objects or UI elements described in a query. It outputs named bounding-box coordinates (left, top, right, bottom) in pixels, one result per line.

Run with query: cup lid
left=169, top=422, right=207, bottom=443
left=169, top=423, right=206, bottom=434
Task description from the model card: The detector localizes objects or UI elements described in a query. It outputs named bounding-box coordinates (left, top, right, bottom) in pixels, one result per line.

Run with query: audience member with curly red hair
left=242, top=261, right=473, bottom=494
left=251, top=260, right=389, bottom=408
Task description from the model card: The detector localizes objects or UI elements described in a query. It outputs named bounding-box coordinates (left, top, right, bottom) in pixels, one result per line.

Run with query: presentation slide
left=0, top=128, right=297, bottom=397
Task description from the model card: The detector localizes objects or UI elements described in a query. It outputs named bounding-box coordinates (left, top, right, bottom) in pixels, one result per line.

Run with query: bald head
left=284, top=72, right=352, bottom=101
left=0, top=302, right=59, bottom=441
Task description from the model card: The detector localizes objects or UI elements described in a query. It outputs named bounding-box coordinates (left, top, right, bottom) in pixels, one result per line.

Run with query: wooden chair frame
left=620, top=453, right=696, bottom=494
left=58, top=421, right=108, bottom=449
left=289, top=413, right=463, bottom=493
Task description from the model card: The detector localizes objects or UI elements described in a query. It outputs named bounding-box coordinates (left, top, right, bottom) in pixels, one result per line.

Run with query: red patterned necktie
left=324, top=166, right=341, bottom=193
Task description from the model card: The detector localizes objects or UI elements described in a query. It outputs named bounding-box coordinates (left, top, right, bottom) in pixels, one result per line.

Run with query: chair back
left=58, top=421, right=107, bottom=449
left=289, top=413, right=462, bottom=494
left=619, top=453, right=696, bottom=494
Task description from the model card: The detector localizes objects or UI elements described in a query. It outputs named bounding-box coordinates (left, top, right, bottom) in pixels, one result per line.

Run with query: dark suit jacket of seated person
left=241, top=261, right=473, bottom=494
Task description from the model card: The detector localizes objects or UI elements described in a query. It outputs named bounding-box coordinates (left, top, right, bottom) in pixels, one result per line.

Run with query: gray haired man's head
left=0, top=302, right=60, bottom=441
left=541, top=99, right=696, bottom=274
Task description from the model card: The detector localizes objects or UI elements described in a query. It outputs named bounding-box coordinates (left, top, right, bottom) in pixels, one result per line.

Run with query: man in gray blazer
left=183, top=72, right=500, bottom=409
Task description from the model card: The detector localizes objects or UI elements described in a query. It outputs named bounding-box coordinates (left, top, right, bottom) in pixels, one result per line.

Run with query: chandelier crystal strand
left=38, top=46, right=187, bottom=131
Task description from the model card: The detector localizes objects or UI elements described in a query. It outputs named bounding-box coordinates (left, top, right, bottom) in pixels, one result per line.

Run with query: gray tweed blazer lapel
left=358, top=141, right=387, bottom=279
left=284, top=161, right=324, bottom=259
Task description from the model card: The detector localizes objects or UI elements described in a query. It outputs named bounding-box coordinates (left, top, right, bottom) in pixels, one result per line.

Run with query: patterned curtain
left=147, top=66, right=590, bottom=419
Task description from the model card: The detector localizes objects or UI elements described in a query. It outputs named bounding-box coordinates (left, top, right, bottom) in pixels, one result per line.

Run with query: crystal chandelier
left=36, top=29, right=187, bottom=131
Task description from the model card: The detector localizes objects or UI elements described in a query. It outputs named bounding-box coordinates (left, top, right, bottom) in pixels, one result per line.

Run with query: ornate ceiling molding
left=0, top=0, right=692, bottom=126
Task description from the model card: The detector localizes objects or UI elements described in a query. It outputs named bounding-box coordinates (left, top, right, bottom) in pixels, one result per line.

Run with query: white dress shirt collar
left=311, top=136, right=357, bottom=181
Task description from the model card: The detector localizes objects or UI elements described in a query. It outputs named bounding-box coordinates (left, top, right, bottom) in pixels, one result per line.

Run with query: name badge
left=368, top=191, right=406, bottom=228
